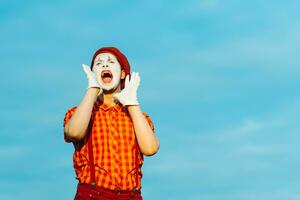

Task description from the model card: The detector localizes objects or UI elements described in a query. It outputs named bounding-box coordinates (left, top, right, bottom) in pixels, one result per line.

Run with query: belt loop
left=91, top=182, right=96, bottom=189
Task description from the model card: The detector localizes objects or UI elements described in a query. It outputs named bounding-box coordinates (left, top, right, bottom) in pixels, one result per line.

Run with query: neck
left=99, top=86, right=121, bottom=106
left=102, top=93, right=115, bottom=106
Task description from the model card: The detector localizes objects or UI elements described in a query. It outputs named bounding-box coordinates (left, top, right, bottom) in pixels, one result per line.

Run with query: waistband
left=77, top=183, right=141, bottom=195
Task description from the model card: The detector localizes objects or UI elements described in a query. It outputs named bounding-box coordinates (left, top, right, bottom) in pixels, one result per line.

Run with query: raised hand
left=113, top=72, right=140, bottom=106
left=82, top=64, right=102, bottom=94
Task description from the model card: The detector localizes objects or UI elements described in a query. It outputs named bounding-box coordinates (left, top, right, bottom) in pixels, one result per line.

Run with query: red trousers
left=74, top=183, right=143, bottom=200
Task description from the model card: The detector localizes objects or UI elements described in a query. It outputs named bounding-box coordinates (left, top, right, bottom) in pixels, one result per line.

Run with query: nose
left=103, top=64, right=109, bottom=68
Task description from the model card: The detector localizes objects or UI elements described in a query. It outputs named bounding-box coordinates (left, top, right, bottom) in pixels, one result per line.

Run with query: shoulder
left=142, top=112, right=151, bottom=118
left=142, top=112, right=155, bottom=131
left=65, top=106, right=77, bottom=114
left=63, top=106, right=78, bottom=121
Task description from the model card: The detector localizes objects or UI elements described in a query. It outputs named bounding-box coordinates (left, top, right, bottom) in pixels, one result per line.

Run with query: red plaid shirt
left=63, top=99, right=154, bottom=190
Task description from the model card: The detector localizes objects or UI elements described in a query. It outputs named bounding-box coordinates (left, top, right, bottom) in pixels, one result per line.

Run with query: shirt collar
left=94, top=99, right=123, bottom=113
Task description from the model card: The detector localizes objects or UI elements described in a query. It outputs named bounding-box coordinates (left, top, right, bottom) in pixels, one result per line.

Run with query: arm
left=113, top=72, right=159, bottom=156
left=127, top=106, right=160, bottom=156
left=64, top=64, right=101, bottom=141
left=64, top=88, right=99, bottom=140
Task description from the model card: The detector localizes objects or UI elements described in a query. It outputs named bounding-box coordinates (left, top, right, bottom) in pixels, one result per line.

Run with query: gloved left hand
left=113, top=72, right=140, bottom=106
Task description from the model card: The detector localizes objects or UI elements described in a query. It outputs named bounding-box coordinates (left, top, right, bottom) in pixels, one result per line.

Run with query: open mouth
left=101, top=70, right=113, bottom=83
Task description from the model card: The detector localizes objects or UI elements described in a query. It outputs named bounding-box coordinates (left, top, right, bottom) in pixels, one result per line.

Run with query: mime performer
left=63, top=47, right=159, bottom=200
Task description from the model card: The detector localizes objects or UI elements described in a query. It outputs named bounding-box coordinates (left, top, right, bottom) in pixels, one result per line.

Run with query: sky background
left=1, top=0, right=300, bottom=199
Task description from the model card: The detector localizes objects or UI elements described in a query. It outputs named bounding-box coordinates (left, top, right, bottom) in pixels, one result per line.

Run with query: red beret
left=90, top=47, right=131, bottom=89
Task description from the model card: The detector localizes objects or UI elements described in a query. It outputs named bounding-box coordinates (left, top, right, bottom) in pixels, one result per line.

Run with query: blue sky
left=1, top=0, right=300, bottom=199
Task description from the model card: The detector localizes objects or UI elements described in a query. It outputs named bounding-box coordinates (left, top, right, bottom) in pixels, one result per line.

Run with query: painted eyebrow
left=95, top=58, right=103, bottom=63
left=107, top=57, right=116, bottom=62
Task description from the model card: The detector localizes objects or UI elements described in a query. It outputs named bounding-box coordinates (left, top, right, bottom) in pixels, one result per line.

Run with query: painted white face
left=92, top=53, right=122, bottom=91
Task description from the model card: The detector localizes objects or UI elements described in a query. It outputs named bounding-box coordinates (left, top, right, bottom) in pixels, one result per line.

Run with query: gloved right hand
left=82, top=64, right=102, bottom=95
left=113, top=72, right=140, bottom=106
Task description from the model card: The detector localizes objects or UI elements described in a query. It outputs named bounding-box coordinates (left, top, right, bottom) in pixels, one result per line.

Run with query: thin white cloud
left=190, top=25, right=300, bottom=71
left=215, top=119, right=265, bottom=142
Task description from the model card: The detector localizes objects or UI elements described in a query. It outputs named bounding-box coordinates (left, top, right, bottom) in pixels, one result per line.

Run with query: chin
left=103, top=86, right=119, bottom=94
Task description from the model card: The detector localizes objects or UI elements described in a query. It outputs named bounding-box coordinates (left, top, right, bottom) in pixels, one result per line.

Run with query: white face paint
left=92, top=53, right=122, bottom=91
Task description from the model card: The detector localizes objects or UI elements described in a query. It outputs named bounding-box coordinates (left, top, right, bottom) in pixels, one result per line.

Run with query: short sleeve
left=143, top=113, right=155, bottom=132
left=63, top=106, right=77, bottom=127
left=63, top=106, right=77, bottom=142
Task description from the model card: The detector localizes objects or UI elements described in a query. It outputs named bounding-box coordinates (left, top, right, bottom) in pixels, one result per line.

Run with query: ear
left=120, top=70, right=126, bottom=79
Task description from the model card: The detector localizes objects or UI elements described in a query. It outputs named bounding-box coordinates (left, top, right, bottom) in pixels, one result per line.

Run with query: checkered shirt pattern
left=63, top=100, right=154, bottom=190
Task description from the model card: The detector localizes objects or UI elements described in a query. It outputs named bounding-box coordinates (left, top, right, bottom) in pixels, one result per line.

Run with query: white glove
left=113, top=72, right=140, bottom=106
left=82, top=64, right=102, bottom=95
